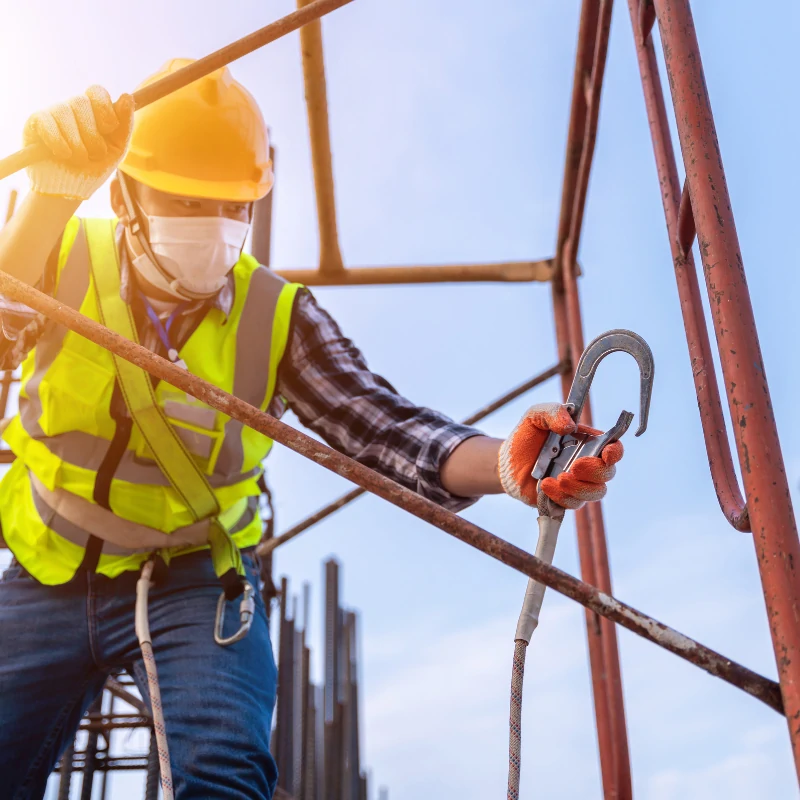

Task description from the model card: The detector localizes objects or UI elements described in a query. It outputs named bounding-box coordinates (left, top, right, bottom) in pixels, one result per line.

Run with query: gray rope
left=136, top=561, right=174, bottom=800
left=140, top=639, right=174, bottom=799
left=508, top=639, right=527, bottom=800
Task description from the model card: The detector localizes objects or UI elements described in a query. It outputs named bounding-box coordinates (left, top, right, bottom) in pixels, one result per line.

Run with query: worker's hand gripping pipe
left=507, top=330, right=654, bottom=800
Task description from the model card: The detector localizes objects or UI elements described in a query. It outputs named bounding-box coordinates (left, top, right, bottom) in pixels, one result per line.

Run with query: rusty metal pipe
left=297, top=0, right=344, bottom=274
left=626, top=1, right=749, bottom=532
left=0, top=0, right=356, bottom=181
left=554, top=2, right=634, bottom=796
left=0, top=268, right=783, bottom=715
left=653, top=0, right=800, bottom=779
left=553, top=0, right=619, bottom=792
left=274, top=259, right=554, bottom=286
left=259, top=361, right=568, bottom=556
left=105, top=678, right=151, bottom=717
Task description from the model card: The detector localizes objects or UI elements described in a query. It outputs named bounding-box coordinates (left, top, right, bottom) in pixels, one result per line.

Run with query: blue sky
left=1, top=1, right=799, bottom=797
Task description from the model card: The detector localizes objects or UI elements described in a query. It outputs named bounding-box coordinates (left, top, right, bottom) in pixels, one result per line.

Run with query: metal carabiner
left=531, top=329, right=655, bottom=483
left=214, top=581, right=256, bottom=647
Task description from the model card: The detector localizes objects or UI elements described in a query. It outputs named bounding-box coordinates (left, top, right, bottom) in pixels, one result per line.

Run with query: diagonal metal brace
left=0, top=268, right=782, bottom=717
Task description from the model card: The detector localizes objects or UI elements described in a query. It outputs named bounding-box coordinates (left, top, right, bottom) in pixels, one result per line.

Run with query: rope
left=508, top=639, right=527, bottom=800
left=136, top=560, right=175, bottom=800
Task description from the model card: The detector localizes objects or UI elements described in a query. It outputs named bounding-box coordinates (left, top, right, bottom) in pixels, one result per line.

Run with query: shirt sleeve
left=0, top=242, right=60, bottom=371
left=276, top=291, right=485, bottom=512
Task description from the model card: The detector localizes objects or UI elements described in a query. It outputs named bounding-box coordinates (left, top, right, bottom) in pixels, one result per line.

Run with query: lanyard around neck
left=138, top=291, right=187, bottom=363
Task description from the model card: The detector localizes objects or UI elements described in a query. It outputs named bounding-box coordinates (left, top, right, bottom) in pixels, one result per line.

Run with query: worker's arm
left=0, top=86, right=133, bottom=286
left=0, top=193, right=79, bottom=284
left=277, top=292, right=486, bottom=512
left=277, top=295, right=623, bottom=512
left=439, top=435, right=504, bottom=497
left=439, top=409, right=623, bottom=510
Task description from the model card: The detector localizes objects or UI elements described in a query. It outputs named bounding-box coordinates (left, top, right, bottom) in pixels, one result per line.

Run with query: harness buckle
left=214, top=581, right=256, bottom=647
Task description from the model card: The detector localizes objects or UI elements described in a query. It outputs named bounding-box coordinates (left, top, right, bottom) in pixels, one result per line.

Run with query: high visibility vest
left=0, top=217, right=302, bottom=585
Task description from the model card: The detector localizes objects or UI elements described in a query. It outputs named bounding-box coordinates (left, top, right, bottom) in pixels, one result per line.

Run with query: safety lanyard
left=139, top=291, right=187, bottom=364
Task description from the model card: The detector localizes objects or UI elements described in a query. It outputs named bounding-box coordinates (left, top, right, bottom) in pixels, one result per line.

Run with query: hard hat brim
left=119, top=163, right=273, bottom=203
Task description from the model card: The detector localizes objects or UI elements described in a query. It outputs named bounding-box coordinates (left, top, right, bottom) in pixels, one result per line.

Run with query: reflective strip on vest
left=0, top=217, right=302, bottom=585
left=29, top=473, right=259, bottom=555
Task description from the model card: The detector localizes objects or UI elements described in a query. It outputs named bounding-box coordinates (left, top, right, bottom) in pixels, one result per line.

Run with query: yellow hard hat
left=119, top=58, right=273, bottom=202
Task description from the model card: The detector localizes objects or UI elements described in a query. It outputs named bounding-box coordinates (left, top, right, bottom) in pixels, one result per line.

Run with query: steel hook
left=531, top=329, right=655, bottom=482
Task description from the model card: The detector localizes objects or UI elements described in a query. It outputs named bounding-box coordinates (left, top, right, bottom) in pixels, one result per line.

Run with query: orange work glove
left=498, top=402, right=624, bottom=510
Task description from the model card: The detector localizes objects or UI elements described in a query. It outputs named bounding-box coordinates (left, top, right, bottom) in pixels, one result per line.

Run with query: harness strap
left=84, top=219, right=245, bottom=593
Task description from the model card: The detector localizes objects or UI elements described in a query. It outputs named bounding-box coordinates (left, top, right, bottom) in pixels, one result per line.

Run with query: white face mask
left=128, top=215, right=250, bottom=300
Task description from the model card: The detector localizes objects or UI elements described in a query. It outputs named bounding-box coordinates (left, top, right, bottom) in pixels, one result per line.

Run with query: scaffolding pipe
left=57, top=739, right=75, bottom=800
left=274, top=259, right=554, bottom=286
left=297, top=0, right=344, bottom=274
left=0, top=267, right=783, bottom=715
left=650, top=0, right=800, bottom=781
left=259, top=360, right=567, bottom=556
left=625, top=0, right=749, bottom=532
left=553, top=2, right=632, bottom=796
left=0, top=0, right=356, bottom=181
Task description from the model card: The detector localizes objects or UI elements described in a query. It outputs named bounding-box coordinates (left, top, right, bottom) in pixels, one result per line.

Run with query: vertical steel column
left=97, top=694, right=113, bottom=800
left=80, top=695, right=103, bottom=800
left=643, top=0, right=800, bottom=782
left=294, top=594, right=305, bottom=794
left=299, top=583, right=312, bottom=800
left=552, top=2, right=632, bottom=797
left=340, top=612, right=353, bottom=800
left=57, top=738, right=76, bottom=800
left=324, top=559, right=342, bottom=800
left=348, top=614, right=362, bottom=800
left=144, top=729, right=160, bottom=800
left=297, top=0, right=345, bottom=274
left=306, top=688, right=318, bottom=800
left=277, top=577, right=296, bottom=793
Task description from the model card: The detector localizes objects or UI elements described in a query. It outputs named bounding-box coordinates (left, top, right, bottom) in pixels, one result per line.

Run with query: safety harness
left=87, top=218, right=262, bottom=799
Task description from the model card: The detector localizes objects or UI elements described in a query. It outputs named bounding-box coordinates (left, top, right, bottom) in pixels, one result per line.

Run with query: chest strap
left=85, top=219, right=245, bottom=596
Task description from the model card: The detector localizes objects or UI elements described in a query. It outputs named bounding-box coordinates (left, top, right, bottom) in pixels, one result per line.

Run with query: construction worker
left=0, top=61, right=623, bottom=800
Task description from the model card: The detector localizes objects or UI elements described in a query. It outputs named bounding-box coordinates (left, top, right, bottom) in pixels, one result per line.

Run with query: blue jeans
left=0, top=550, right=278, bottom=800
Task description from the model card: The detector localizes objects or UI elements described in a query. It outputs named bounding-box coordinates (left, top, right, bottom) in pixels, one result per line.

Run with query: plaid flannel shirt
left=0, top=236, right=482, bottom=512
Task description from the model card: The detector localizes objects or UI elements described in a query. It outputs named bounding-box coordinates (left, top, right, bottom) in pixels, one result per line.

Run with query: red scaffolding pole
left=553, top=2, right=633, bottom=797
left=554, top=0, right=800, bottom=793
left=640, top=0, right=800, bottom=782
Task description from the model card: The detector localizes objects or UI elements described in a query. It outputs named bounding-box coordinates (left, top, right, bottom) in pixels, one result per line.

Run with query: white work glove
left=23, top=86, right=135, bottom=201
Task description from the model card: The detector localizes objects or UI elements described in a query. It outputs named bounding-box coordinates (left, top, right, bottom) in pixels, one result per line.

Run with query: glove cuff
left=498, top=436, right=536, bottom=507
left=27, top=162, right=114, bottom=202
